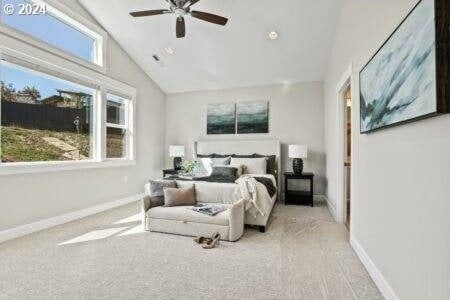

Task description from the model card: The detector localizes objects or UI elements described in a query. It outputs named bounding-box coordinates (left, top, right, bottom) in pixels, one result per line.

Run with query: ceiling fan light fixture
left=268, top=30, right=279, bottom=40
left=129, top=0, right=228, bottom=38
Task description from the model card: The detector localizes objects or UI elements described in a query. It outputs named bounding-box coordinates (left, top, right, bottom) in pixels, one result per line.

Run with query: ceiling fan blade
left=190, top=11, right=228, bottom=26
left=176, top=16, right=186, bottom=38
left=184, top=0, right=200, bottom=8
left=130, top=9, right=171, bottom=17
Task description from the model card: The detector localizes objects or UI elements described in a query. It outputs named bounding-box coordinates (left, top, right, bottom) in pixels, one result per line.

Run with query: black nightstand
left=284, top=172, right=314, bottom=207
left=162, top=169, right=178, bottom=177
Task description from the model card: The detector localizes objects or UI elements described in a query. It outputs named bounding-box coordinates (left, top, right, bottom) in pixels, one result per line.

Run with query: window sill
left=0, top=160, right=136, bottom=176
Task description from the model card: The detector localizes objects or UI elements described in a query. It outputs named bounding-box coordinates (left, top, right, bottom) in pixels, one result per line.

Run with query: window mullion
left=99, top=89, right=107, bottom=162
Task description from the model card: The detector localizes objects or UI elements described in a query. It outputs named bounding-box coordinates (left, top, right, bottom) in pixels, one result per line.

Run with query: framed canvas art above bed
left=359, top=0, right=449, bottom=133
left=207, top=103, right=236, bottom=135
left=236, top=101, right=269, bottom=134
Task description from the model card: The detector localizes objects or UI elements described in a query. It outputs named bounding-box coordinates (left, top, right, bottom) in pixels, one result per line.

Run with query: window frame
left=0, top=0, right=107, bottom=73
left=0, top=34, right=136, bottom=176
left=105, top=92, right=134, bottom=161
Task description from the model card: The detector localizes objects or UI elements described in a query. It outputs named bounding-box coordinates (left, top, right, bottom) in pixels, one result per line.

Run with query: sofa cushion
left=147, top=205, right=230, bottom=226
left=164, top=186, right=196, bottom=207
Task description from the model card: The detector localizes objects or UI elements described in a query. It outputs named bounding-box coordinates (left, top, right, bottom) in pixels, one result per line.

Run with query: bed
left=184, top=139, right=281, bottom=232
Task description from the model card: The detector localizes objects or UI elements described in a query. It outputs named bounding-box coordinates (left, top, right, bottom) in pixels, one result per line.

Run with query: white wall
left=165, top=82, right=326, bottom=195
left=324, top=0, right=450, bottom=299
left=0, top=0, right=166, bottom=231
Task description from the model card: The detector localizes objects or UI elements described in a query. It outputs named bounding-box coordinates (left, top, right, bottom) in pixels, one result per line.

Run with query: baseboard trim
left=350, top=235, right=399, bottom=300
left=0, top=193, right=143, bottom=244
left=326, top=196, right=338, bottom=221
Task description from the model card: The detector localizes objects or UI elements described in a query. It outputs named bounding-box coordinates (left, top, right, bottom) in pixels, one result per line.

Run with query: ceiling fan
left=130, top=0, right=228, bottom=38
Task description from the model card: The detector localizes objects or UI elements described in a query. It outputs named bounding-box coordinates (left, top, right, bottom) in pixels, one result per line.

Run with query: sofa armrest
left=228, top=198, right=245, bottom=242
left=143, top=183, right=165, bottom=231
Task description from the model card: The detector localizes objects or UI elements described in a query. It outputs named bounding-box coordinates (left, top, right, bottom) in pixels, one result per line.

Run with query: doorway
left=343, top=85, right=352, bottom=230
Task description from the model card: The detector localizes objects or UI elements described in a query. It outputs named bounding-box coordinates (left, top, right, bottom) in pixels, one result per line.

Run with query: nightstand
left=284, top=172, right=314, bottom=207
left=162, top=169, right=178, bottom=177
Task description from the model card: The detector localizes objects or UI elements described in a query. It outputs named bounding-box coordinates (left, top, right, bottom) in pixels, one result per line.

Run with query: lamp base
left=293, top=158, right=303, bottom=175
left=173, top=157, right=182, bottom=171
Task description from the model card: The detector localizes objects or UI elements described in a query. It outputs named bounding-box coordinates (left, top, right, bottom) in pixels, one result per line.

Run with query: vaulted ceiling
left=79, top=0, right=341, bottom=94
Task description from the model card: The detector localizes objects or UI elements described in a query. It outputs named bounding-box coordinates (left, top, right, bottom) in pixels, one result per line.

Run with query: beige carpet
left=0, top=201, right=382, bottom=299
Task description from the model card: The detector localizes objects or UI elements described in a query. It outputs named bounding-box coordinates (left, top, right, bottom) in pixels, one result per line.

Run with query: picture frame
left=359, top=0, right=449, bottom=133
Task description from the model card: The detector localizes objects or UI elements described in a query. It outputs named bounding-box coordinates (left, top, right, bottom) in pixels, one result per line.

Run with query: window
left=1, top=0, right=105, bottom=67
left=0, top=0, right=134, bottom=175
left=0, top=60, right=95, bottom=163
left=106, top=94, right=130, bottom=159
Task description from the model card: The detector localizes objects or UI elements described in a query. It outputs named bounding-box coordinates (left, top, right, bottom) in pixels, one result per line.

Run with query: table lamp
left=169, top=145, right=185, bottom=170
left=289, top=145, right=307, bottom=175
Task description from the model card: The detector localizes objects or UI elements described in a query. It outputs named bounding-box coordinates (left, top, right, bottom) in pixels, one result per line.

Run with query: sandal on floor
left=201, top=232, right=221, bottom=249
left=194, top=236, right=212, bottom=244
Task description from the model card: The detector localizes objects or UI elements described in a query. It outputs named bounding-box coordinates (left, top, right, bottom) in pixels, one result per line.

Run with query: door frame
left=335, top=63, right=354, bottom=225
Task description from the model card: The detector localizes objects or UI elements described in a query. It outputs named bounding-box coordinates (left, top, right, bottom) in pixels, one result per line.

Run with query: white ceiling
left=79, top=0, right=341, bottom=94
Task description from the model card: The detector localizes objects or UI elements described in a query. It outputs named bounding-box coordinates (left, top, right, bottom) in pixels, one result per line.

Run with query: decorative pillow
left=210, top=166, right=238, bottom=178
left=149, top=180, right=177, bottom=197
left=201, top=157, right=231, bottom=174
left=229, top=164, right=244, bottom=177
left=230, top=157, right=267, bottom=174
left=192, top=159, right=208, bottom=177
left=163, top=186, right=196, bottom=207
left=254, top=154, right=277, bottom=176
left=148, top=180, right=177, bottom=207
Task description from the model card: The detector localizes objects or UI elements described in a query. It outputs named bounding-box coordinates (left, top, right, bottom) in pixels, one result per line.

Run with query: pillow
left=211, top=156, right=231, bottom=165
left=254, top=154, right=277, bottom=176
left=148, top=180, right=177, bottom=207
left=164, top=186, right=196, bottom=207
left=149, top=180, right=176, bottom=197
left=229, top=164, right=244, bottom=177
left=210, top=166, right=238, bottom=178
left=201, top=156, right=231, bottom=174
left=192, top=159, right=208, bottom=177
left=230, top=157, right=267, bottom=174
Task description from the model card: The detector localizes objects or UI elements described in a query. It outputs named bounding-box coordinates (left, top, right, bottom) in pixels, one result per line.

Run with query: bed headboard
left=194, top=140, right=281, bottom=198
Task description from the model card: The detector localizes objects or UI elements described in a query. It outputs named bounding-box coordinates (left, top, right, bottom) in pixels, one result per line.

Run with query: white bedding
left=175, top=174, right=277, bottom=217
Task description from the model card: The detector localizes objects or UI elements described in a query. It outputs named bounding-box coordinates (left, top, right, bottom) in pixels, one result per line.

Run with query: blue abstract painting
left=237, top=101, right=269, bottom=134
left=207, top=103, right=236, bottom=134
left=360, top=0, right=436, bottom=133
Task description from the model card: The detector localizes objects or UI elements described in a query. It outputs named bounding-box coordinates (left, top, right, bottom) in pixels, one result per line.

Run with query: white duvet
left=176, top=174, right=276, bottom=218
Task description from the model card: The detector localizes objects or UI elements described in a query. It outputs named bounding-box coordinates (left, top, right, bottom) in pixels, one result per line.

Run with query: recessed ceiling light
left=164, top=47, right=174, bottom=55
left=268, top=30, right=279, bottom=40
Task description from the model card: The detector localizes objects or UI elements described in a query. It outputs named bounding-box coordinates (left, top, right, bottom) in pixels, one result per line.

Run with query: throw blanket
left=235, top=175, right=273, bottom=218
left=253, top=177, right=276, bottom=198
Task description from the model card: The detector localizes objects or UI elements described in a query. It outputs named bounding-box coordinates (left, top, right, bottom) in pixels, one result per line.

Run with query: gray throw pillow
left=211, top=166, right=238, bottom=178
left=210, top=156, right=231, bottom=165
left=164, top=186, right=197, bottom=207
left=149, top=180, right=176, bottom=196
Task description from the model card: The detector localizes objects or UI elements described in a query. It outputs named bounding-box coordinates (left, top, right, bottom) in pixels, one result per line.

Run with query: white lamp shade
left=289, top=145, right=308, bottom=158
left=169, top=146, right=185, bottom=157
